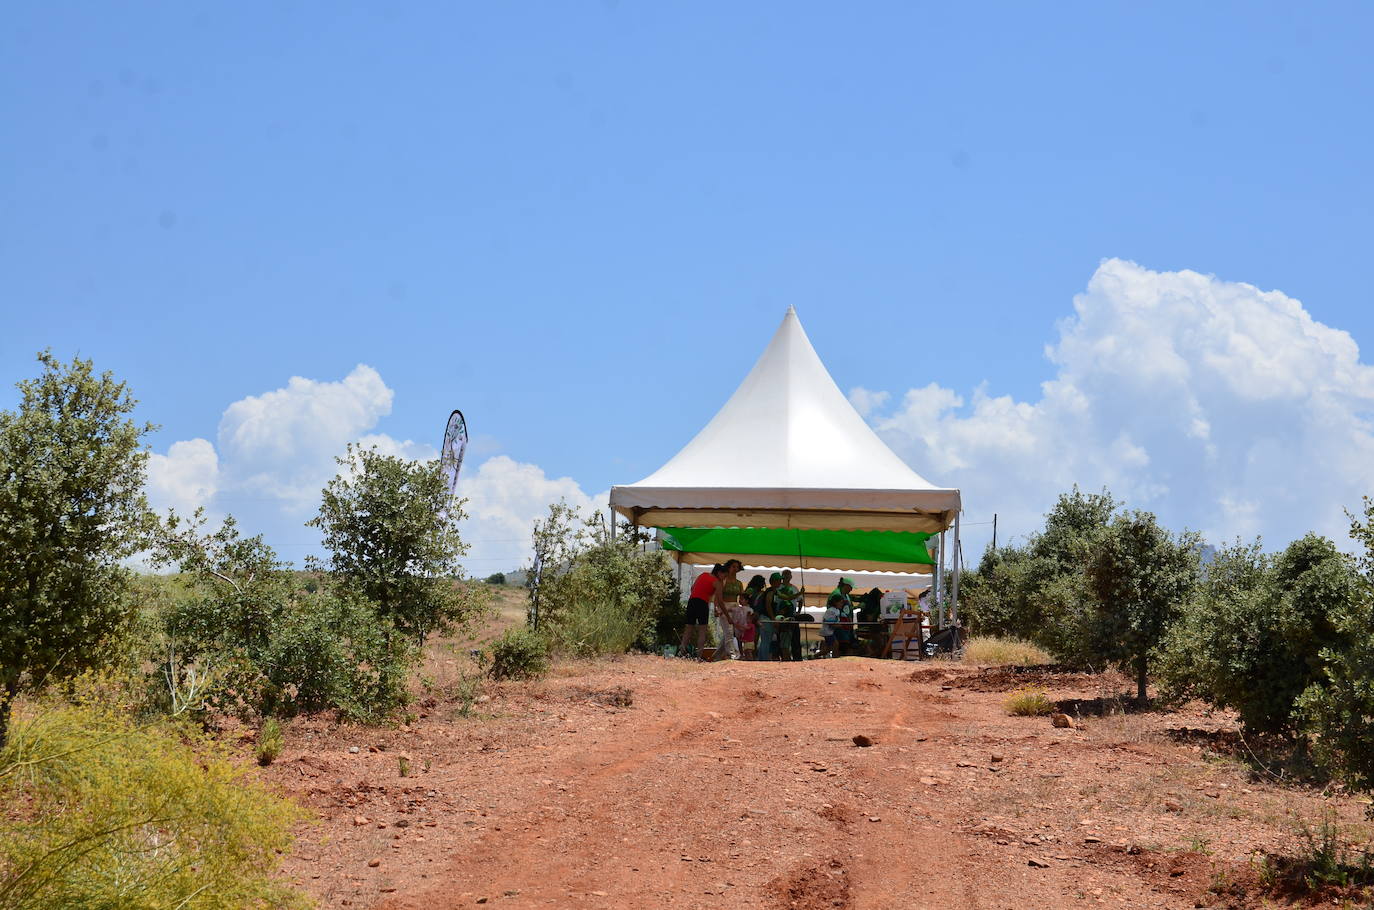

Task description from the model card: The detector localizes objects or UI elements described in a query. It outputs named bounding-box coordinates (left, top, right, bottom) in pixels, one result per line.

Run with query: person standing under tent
left=680, top=564, right=725, bottom=660
left=755, top=572, right=782, bottom=661
left=739, top=575, right=766, bottom=660
left=711, top=559, right=744, bottom=661
left=856, top=587, right=884, bottom=657
left=826, top=577, right=857, bottom=657
left=734, top=588, right=757, bottom=659
left=774, top=569, right=803, bottom=661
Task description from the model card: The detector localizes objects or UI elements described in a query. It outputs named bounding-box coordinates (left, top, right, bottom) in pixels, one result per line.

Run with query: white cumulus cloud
left=146, top=438, right=219, bottom=517
left=218, top=365, right=396, bottom=512
left=856, top=258, right=1374, bottom=555
left=146, top=365, right=602, bottom=573
left=456, top=455, right=609, bottom=574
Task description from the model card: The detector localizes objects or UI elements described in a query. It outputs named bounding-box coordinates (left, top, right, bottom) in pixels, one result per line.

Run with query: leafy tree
left=1295, top=499, right=1374, bottom=789
left=1079, top=511, right=1200, bottom=705
left=959, top=487, right=1118, bottom=649
left=0, top=352, right=155, bottom=746
left=1160, top=534, right=1362, bottom=734
left=485, top=572, right=507, bottom=585
left=309, top=444, right=488, bottom=645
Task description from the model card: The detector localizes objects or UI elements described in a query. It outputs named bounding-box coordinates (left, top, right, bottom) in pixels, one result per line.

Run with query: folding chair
left=883, top=609, right=925, bottom=660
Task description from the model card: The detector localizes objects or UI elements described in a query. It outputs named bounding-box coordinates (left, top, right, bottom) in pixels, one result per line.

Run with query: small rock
left=1163, top=799, right=1183, bottom=812
left=919, top=777, right=939, bottom=786
left=395, top=819, right=410, bottom=828
left=348, top=746, right=360, bottom=754
left=367, top=858, right=381, bottom=868
left=1051, top=714, right=1075, bottom=729
left=1027, top=858, right=1050, bottom=868
left=852, top=734, right=874, bottom=748
left=990, top=753, right=1004, bottom=762
left=352, top=815, right=369, bottom=826
left=1083, top=836, right=1102, bottom=844
left=868, top=816, right=881, bottom=823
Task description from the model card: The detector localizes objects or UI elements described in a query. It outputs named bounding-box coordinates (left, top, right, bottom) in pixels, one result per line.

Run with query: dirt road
left=271, top=655, right=1351, bottom=909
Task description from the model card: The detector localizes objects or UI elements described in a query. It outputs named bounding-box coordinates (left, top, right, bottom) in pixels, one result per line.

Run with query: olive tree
left=1295, top=499, right=1374, bottom=790
left=0, top=352, right=154, bottom=745
left=1080, top=511, right=1200, bottom=705
left=1159, top=534, right=1362, bottom=735
left=309, top=444, right=488, bottom=645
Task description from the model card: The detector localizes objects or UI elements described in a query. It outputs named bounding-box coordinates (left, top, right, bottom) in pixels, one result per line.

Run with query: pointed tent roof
left=610, top=309, right=960, bottom=556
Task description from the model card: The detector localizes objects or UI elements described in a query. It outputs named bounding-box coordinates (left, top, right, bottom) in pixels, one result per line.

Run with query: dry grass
left=965, top=636, right=1052, bottom=666
left=1005, top=688, right=1056, bottom=716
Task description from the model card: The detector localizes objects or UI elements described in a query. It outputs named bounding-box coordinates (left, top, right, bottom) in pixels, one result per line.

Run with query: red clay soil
left=262, top=656, right=1372, bottom=909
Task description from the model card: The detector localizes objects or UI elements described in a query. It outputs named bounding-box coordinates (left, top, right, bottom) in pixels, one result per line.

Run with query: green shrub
left=527, top=508, right=677, bottom=656
left=1161, top=534, right=1362, bottom=735
left=0, top=700, right=307, bottom=909
left=156, top=515, right=417, bottom=724
left=256, top=717, right=283, bottom=766
left=1005, top=688, right=1056, bottom=716
left=487, top=628, right=549, bottom=681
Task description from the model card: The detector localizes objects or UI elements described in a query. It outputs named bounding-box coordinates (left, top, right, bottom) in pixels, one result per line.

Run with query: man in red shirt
left=680, top=564, right=725, bottom=660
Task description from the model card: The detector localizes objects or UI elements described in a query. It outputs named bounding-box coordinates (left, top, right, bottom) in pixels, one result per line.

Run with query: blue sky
left=3, top=2, right=1373, bottom=570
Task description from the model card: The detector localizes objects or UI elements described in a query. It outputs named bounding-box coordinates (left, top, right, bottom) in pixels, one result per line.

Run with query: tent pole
left=951, top=512, right=962, bottom=628
left=937, top=529, right=947, bottom=629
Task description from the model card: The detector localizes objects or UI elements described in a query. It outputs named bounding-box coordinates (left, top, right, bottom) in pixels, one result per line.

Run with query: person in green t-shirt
left=774, top=569, right=803, bottom=661
left=755, top=573, right=781, bottom=661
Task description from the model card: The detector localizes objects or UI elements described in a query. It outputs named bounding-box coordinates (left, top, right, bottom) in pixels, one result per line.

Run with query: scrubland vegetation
left=7, top=351, right=1374, bottom=906
left=960, top=486, right=1374, bottom=796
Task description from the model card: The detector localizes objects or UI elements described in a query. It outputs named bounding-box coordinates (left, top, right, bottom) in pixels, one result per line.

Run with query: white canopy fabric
left=610, top=307, right=961, bottom=535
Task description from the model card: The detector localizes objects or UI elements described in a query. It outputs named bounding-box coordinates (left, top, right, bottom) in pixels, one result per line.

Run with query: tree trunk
left=1135, top=653, right=1149, bottom=707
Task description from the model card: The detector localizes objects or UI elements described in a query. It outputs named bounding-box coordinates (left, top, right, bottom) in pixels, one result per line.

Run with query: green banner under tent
left=658, top=527, right=936, bottom=574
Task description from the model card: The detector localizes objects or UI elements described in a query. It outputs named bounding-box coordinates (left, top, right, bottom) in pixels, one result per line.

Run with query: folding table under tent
left=609, top=306, right=965, bottom=625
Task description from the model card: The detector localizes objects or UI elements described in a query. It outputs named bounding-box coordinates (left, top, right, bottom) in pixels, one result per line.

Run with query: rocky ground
left=255, top=624, right=1374, bottom=909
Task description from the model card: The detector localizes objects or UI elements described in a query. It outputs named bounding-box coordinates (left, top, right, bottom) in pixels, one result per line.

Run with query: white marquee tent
left=610, top=308, right=964, bottom=611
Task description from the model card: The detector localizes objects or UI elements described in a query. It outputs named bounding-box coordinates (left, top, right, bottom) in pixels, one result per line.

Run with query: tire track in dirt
left=367, top=657, right=1201, bottom=909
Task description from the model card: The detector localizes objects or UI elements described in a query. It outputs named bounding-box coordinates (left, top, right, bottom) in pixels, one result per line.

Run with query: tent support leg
left=937, top=530, right=947, bottom=629
left=951, top=512, right=961, bottom=629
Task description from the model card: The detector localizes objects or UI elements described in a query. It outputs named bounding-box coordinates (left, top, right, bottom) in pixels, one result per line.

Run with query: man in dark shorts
left=680, top=564, right=725, bottom=659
